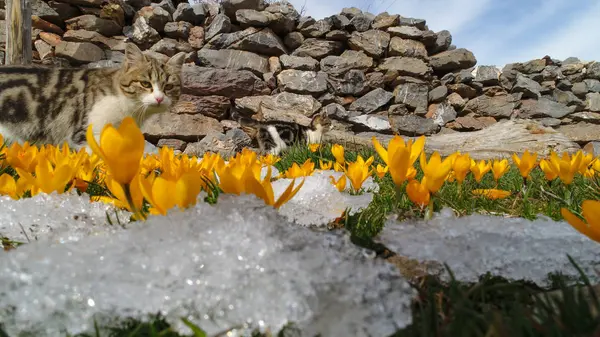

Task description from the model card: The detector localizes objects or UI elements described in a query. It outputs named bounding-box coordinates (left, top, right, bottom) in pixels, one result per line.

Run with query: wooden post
left=4, top=0, right=32, bottom=65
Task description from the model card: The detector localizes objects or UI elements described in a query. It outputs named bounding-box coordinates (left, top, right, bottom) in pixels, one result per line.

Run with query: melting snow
left=375, top=208, right=600, bottom=286
left=0, top=194, right=415, bottom=337
left=274, top=170, right=377, bottom=227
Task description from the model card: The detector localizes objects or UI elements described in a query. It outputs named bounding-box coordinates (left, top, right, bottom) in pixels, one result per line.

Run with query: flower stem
left=123, top=182, right=146, bottom=221
left=424, top=198, right=434, bottom=220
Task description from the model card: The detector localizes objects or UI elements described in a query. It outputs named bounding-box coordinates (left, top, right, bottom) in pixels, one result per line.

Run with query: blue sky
left=285, top=0, right=600, bottom=67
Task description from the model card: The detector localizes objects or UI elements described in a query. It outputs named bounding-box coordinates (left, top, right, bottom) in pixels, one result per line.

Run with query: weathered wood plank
left=324, top=119, right=581, bottom=160
left=5, top=0, right=32, bottom=65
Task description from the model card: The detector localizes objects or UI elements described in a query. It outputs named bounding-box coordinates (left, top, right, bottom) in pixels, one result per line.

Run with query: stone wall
left=1, top=0, right=599, bottom=155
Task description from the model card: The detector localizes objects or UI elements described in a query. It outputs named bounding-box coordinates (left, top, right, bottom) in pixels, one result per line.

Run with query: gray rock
left=164, top=21, right=193, bottom=40
left=556, top=79, right=573, bottom=91
left=328, top=69, right=367, bottom=96
left=280, top=55, right=319, bottom=71
left=204, top=27, right=257, bottom=49
left=513, top=73, right=542, bottom=99
left=319, top=50, right=373, bottom=76
left=428, top=85, right=447, bottom=103
left=156, top=138, right=187, bottom=152
left=349, top=114, right=391, bottom=131
left=181, top=65, right=270, bottom=98
left=262, top=72, right=276, bottom=89
left=297, top=16, right=315, bottom=30
left=206, top=14, right=231, bottom=41
left=291, top=38, right=344, bottom=60
left=572, top=82, right=588, bottom=97
left=393, top=82, right=428, bottom=112
left=446, top=92, right=466, bottom=110
left=388, top=104, right=409, bottom=115
left=389, top=114, right=439, bottom=135
left=584, top=79, right=600, bottom=93
left=171, top=94, right=232, bottom=120
left=349, top=87, right=393, bottom=113
left=378, top=57, right=430, bottom=78
left=586, top=92, right=600, bottom=112
left=541, top=65, right=564, bottom=81
left=267, top=12, right=296, bottom=36
left=276, top=69, right=329, bottom=95
left=65, top=14, right=122, bottom=37
left=197, top=49, right=268, bottom=76
left=365, top=71, right=385, bottom=90
left=231, top=27, right=287, bottom=56
left=341, top=7, right=362, bottom=19
left=456, top=69, right=475, bottom=83
left=323, top=103, right=349, bottom=119
left=586, top=62, right=600, bottom=80
left=388, top=37, right=427, bottom=60
left=348, top=30, right=390, bottom=59
left=235, top=92, right=322, bottom=124
left=300, top=18, right=333, bottom=38
left=398, top=17, right=426, bottom=30
left=55, top=41, right=104, bottom=64
left=571, top=111, right=600, bottom=124
left=330, top=14, right=350, bottom=29
left=184, top=129, right=252, bottom=157
left=32, top=0, right=60, bottom=23
left=123, top=16, right=161, bottom=46
left=137, top=5, right=172, bottom=32
left=517, top=97, right=575, bottom=118
left=474, top=65, right=500, bottom=86
left=563, top=57, right=581, bottom=64
left=150, top=38, right=194, bottom=57
left=429, top=48, right=477, bottom=74
left=560, top=62, right=585, bottom=75
left=151, top=0, right=176, bottom=14
left=387, top=26, right=423, bottom=40
left=283, top=31, right=303, bottom=50
left=534, top=118, right=561, bottom=127
left=371, top=12, right=398, bottom=30
left=463, top=93, right=517, bottom=118
left=349, top=13, right=373, bottom=32
left=427, top=102, right=456, bottom=126
left=318, top=92, right=337, bottom=105
left=325, top=30, right=349, bottom=41
left=264, top=2, right=299, bottom=35
left=431, top=30, right=452, bottom=54
left=268, top=56, right=281, bottom=74
left=34, top=40, right=53, bottom=60
left=221, top=0, right=260, bottom=18
left=552, top=88, right=585, bottom=110
left=47, top=1, right=81, bottom=24
left=236, top=9, right=274, bottom=26
left=512, top=59, right=546, bottom=74
left=447, top=83, right=478, bottom=99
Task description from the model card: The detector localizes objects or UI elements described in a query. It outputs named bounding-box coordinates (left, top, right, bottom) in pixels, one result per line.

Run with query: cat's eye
left=164, top=84, right=173, bottom=90
left=140, top=81, right=152, bottom=88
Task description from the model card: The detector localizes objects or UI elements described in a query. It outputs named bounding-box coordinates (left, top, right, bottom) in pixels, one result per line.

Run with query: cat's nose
left=154, top=95, right=164, bottom=104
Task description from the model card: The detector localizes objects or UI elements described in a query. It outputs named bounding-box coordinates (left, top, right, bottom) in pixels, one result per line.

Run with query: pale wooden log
left=5, top=0, right=32, bottom=65
left=423, top=119, right=581, bottom=160
left=324, top=119, right=581, bottom=161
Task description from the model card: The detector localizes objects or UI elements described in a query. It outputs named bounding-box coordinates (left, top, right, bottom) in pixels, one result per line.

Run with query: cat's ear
left=166, top=52, right=186, bottom=71
left=124, top=43, right=146, bottom=67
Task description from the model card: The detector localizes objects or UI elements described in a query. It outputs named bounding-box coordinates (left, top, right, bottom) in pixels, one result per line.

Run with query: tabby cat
left=0, top=43, right=185, bottom=151
left=231, top=101, right=333, bottom=155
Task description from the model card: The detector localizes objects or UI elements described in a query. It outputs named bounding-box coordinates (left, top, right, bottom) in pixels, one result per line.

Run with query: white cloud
left=510, top=2, right=600, bottom=63
left=378, top=0, right=493, bottom=35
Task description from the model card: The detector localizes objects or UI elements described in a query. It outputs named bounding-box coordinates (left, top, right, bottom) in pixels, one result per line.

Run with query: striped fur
left=231, top=102, right=333, bottom=155
left=0, top=43, right=186, bottom=150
